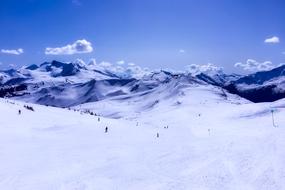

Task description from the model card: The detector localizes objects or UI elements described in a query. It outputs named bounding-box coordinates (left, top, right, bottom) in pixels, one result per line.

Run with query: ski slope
left=0, top=85, right=285, bottom=190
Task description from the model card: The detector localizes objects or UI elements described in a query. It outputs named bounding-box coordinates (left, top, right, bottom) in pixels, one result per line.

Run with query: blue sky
left=0, top=0, right=284, bottom=73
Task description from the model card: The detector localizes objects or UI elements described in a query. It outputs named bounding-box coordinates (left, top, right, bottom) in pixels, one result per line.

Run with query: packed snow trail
left=0, top=86, right=285, bottom=190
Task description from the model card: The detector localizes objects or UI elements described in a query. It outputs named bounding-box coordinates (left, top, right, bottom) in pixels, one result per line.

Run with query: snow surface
left=1, top=85, right=285, bottom=190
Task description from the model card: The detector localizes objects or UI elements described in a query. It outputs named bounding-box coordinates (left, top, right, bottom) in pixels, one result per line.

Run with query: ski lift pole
left=271, top=109, right=277, bottom=128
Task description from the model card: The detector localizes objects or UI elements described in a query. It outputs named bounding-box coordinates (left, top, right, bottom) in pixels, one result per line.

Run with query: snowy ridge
left=224, top=64, right=285, bottom=102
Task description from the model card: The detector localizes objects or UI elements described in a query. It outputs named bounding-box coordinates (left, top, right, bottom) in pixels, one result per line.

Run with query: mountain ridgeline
left=0, top=60, right=285, bottom=106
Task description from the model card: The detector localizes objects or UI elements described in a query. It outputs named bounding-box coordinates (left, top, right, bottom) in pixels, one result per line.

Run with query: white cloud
left=234, top=59, right=274, bottom=72
left=45, top=39, right=93, bottom=55
left=1, top=48, right=24, bottom=55
left=99, top=61, right=112, bottom=68
left=73, top=58, right=87, bottom=67
left=88, top=58, right=97, bottom=66
left=117, top=60, right=125, bottom=65
left=9, top=64, right=15, bottom=68
left=128, top=62, right=135, bottom=66
left=179, top=49, right=185, bottom=53
left=185, top=63, right=223, bottom=75
left=89, top=60, right=150, bottom=78
left=264, top=36, right=280, bottom=44
left=124, top=65, right=150, bottom=78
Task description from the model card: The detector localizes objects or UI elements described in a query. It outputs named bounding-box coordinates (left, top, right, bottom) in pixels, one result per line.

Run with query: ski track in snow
left=0, top=85, right=285, bottom=190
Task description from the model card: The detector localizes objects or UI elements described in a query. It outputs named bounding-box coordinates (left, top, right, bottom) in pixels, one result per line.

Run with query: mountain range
left=1, top=60, right=285, bottom=107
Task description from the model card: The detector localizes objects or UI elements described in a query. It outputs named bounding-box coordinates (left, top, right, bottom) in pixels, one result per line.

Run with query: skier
left=98, top=117, right=100, bottom=122
left=18, top=110, right=21, bottom=115
left=105, top=126, right=108, bottom=133
left=156, top=132, right=159, bottom=138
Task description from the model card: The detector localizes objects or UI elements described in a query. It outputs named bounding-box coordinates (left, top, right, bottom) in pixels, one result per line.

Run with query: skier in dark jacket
left=105, top=126, right=108, bottom=133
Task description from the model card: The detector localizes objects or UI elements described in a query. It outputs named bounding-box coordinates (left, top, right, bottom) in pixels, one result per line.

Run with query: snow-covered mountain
left=224, top=64, right=285, bottom=102
left=0, top=60, right=211, bottom=107
left=1, top=60, right=285, bottom=107
left=1, top=61, right=285, bottom=189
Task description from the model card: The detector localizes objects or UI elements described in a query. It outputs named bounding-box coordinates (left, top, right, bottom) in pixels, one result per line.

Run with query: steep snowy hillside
left=76, top=81, right=241, bottom=118
left=1, top=85, right=285, bottom=190
left=224, top=64, right=285, bottom=102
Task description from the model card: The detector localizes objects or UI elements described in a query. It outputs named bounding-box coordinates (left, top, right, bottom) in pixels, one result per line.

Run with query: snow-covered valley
left=1, top=83, right=285, bottom=190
